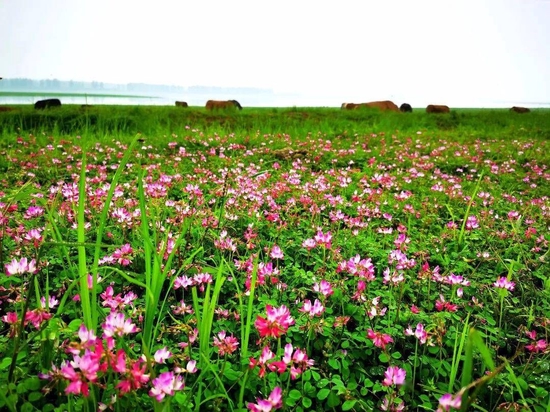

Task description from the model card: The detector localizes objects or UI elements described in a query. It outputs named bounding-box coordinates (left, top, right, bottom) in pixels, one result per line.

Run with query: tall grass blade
left=448, top=312, right=470, bottom=392
left=77, top=153, right=92, bottom=329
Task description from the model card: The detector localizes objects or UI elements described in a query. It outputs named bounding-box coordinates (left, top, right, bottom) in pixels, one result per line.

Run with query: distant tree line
left=0, top=78, right=273, bottom=96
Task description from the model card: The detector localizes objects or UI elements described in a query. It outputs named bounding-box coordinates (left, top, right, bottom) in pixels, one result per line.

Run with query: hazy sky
left=1, top=0, right=550, bottom=106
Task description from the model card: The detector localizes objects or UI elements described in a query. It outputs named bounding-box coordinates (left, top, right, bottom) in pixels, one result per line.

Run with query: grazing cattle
left=400, top=103, right=413, bottom=113
left=341, top=103, right=359, bottom=110
left=34, top=98, right=61, bottom=110
left=0, top=106, right=14, bottom=112
left=205, top=100, right=242, bottom=110
left=510, top=106, right=530, bottom=113
left=175, top=101, right=188, bottom=107
left=357, top=100, right=399, bottom=112
left=426, top=104, right=450, bottom=114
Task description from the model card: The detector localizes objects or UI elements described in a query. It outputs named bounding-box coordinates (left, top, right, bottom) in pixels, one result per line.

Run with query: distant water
left=1, top=93, right=549, bottom=109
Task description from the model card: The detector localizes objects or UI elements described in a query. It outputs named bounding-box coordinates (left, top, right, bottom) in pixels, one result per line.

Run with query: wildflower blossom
left=405, top=323, right=428, bottom=344
left=213, top=331, right=240, bottom=356
left=149, top=372, right=185, bottom=402
left=254, top=305, right=294, bottom=339
left=313, top=279, right=334, bottom=297
left=367, top=329, right=393, bottom=350
left=300, top=299, right=325, bottom=317
left=281, top=343, right=315, bottom=379
left=382, top=366, right=406, bottom=386
left=102, top=312, right=138, bottom=337
left=247, top=386, right=283, bottom=412
left=314, top=230, right=332, bottom=248
left=435, top=295, right=458, bottom=312
left=493, top=277, right=515, bottom=291
left=465, top=215, right=479, bottom=230
left=302, top=238, right=316, bottom=250
left=249, top=346, right=276, bottom=378
left=5, top=257, right=37, bottom=276
left=154, top=347, right=172, bottom=364
left=270, top=245, right=284, bottom=259
left=438, top=393, right=462, bottom=411
left=381, top=397, right=405, bottom=411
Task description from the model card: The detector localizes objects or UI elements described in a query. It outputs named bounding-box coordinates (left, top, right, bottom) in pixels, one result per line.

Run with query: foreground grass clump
left=0, top=112, right=549, bottom=412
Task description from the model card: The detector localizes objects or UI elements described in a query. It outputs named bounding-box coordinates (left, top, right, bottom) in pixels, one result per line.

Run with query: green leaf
left=23, top=377, right=41, bottom=391
left=461, top=328, right=475, bottom=388
left=20, top=402, right=34, bottom=412
left=302, top=397, right=312, bottom=408
left=27, top=392, right=42, bottom=403
left=317, top=388, right=331, bottom=400
left=342, top=400, right=357, bottom=411
left=317, top=378, right=329, bottom=388
left=327, top=391, right=341, bottom=407
left=223, top=366, right=241, bottom=382
left=470, top=329, right=496, bottom=371
left=328, top=358, right=340, bottom=370
left=379, top=352, right=390, bottom=363
left=289, top=389, right=302, bottom=401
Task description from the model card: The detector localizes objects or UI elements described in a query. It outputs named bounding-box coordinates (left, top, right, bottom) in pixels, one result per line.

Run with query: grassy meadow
left=0, top=104, right=549, bottom=412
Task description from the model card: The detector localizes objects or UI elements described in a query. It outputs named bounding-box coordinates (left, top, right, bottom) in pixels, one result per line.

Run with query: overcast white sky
left=1, top=0, right=549, bottom=107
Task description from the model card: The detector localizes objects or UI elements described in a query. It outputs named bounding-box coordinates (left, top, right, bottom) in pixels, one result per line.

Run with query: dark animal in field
left=400, top=103, right=413, bottom=113
left=34, top=98, right=62, bottom=110
left=0, top=106, right=14, bottom=112
left=356, top=100, right=399, bottom=112
left=273, top=148, right=308, bottom=160
left=510, top=106, right=530, bottom=113
left=175, top=101, right=188, bottom=107
left=205, top=100, right=242, bottom=110
left=426, top=104, right=450, bottom=114
left=341, top=103, right=359, bottom=110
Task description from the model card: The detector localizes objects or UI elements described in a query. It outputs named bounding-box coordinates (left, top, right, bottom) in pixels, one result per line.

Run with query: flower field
left=1, top=107, right=549, bottom=411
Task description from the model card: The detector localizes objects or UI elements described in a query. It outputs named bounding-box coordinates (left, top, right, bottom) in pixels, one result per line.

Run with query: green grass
left=1, top=105, right=549, bottom=143
left=1, top=104, right=550, bottom=411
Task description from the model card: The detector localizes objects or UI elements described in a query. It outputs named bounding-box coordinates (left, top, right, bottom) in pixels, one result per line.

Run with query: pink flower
left=381, top=397, right=405, bottom=411
left=175, top=359, right=199, bottom=374
left=247, top=386, right=283, bottom=412
left=314, top=230, right=332, bottom=249
left=526, top=339, right=548, bottom=353
left=154, top=347, right=172, bottom=364
left=405, top=323, right=428, bottom=344
left=1, top=312, right=18, bottom=325
left=435, top=295, right=458, bottom=312
left=367, top=329, right=393, bottom=350
left=254, top=305, right=294, bottom=339
left=438, top=393, right=462, bottom=411
left=302, top=238, right=316, bottom=250
left=465, top=215, right=479, bottom=230
left=213, top=331, right=240, bottom=356
left=313, top=279, right=334, bottom=297
left=149, top=372, right=185, bottom=402
left=382, top=366, right=406, bottom=386
left=300, top=299, right=325, bottom=317
left=493, top=277, right=515, bottom=291
left=5, top=257, right=37, bottom=276
left=281, top=344, right=315, bottom=379
left=102, top=312, right=138, bottom=337
left=249, top=346, right=276, bottom=378
left=270, top=245, right=284, bottom=259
